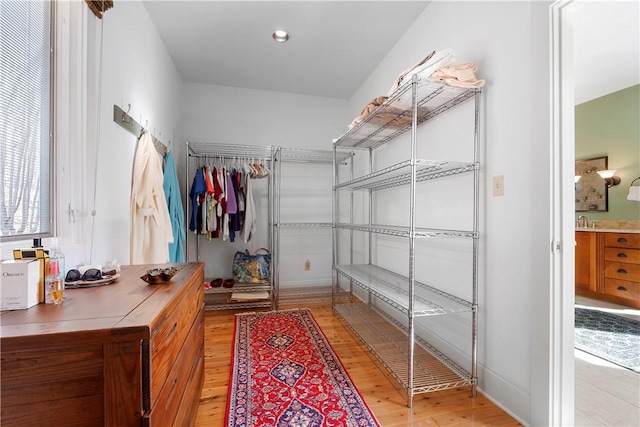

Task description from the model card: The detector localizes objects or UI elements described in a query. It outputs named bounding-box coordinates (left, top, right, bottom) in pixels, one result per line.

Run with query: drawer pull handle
left=617, top=238, right=628, bottom=243
left=616, top=253, right=628, bottom=258
left=616, top=269, right=627, bottom=274
left=617, top=286, right=628, bottom=292
left=169, top=322, right=178, bottom=336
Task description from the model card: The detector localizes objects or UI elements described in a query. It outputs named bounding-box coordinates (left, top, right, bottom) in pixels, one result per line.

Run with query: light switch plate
left=493, top=175, right=504, bottom=196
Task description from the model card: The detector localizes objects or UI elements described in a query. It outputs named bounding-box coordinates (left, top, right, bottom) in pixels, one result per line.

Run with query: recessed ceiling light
left=272, top=30, right=290, bottom=43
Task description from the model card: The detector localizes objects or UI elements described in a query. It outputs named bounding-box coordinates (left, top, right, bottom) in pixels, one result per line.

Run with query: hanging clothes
left=188, top=158, right=267, bottom=244
left=227, top=169, right=238, bottom=242
left=189, top=167, right=206, bottom=232
left=163, top=151, right=186, bottom=263
left=243, top=174, right=256, bottom=243
left=130, top=131, right=173, bottom=264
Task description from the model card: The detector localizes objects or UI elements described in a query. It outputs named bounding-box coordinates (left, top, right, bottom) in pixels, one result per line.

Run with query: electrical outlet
left=493, top=175, right=504, bottom=196
left=304, top=260, right=311, bottom=271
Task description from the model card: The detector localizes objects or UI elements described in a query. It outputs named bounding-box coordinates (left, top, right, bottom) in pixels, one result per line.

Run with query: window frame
left=0, top=0, right=56, bottom=243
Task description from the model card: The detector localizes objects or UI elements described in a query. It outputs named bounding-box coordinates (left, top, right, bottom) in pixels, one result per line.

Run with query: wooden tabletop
left=0, top=263, right=204, bottom=349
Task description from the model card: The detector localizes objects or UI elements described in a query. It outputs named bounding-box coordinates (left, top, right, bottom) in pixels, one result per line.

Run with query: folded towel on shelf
left=429, top=62, right=485, bottom=88
left=389, top=49, right=455, bottom=95
left=229, top=291, right=270, bottom=302
left=345, top=49, right=461, bottom=133
left=359, top=96, right=389, bottom=117
left=348, top=116, right=361, bottom=130
left=386, top=51, right=435, bottom=96
left=350, top=95, right=425, bottom=130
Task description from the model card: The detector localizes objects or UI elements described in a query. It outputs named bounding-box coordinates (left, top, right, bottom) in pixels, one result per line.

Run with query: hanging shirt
left=130, top=132, right=173, bottom=264
left=231, top=169, right=242, bottom=232
left=163, top=151, right=186, bottom=262
left=189, top=167, right=206, bottom=232
left=243, top=175, right=256, bottom=243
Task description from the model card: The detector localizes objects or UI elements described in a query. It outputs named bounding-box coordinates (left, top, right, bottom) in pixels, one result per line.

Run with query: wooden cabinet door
left=575, top=232, right=597, bottom=292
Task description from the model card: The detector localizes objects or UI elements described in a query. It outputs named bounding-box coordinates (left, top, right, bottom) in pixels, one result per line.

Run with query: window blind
left=0, top=0, right=52, bottom=239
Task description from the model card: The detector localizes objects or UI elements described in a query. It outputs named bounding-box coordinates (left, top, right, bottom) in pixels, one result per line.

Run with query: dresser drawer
left=604, top=247, right=640, bottom=264
left=604, top=261, right=640, bottom=283
left=604, top=278, right=640, bottom=302
left=149, top=280, right=204, bottom=406
left=604, top=233, right=640, bottom=249
left=0, top=344, right=104, bottom=426
left=146, top=308, right=204, bottom=426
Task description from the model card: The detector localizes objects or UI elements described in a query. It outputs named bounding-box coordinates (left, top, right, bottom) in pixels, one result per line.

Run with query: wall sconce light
left=628, top=177, right=640, bottom=201
left=574, top=175, right=582, bottom=183
left=597, top=169, right=621, bottom=188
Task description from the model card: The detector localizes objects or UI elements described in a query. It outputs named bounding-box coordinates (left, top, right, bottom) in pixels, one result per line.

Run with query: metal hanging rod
left=186, top=141, right=274, bottom=159
left=275, top=147, right=354, bottom=164
left=113, top=104, right=167, bottom=155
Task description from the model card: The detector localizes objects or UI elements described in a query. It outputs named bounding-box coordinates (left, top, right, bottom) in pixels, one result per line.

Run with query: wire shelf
left=331, top=75, right=481, bottom=405
left=204, top=284, right=272, bottom=310
left=334, top=159, right=476, bottom=191
left=204, top=301, right=272, bottom=311
left=334, top=303, right=472, bottom=393
left=204, top=284, right=271, bottom=294
left=334, top=223, right=475, bottom=238
left=334, top=82, right=480, bottom=150
left=277, top=285, right=350, bottom=305
left=276, top=222, right=332, bottom=228
left=334, top=264, right=473, bottom=316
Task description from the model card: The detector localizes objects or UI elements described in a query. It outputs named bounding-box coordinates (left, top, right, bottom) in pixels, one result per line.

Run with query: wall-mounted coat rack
left=113, top=104, right=168, bottom=155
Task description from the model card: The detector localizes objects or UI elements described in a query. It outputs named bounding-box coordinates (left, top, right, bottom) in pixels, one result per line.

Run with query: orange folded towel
left=359, top=96, right=389, bottom=117
left=429, top=62, right=485, bottom=88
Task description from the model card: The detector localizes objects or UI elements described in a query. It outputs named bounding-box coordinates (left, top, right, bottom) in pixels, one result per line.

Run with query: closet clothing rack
left=185, top=141, right=275, bottom=310
left=113, top=104, right=167, bottom=155
left=273, top=147, right=354, bottom=307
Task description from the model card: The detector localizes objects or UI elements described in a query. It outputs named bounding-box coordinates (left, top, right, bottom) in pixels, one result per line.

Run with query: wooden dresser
left=0, top=262, right=205, bottom=426
left=576, top=231, right=640, bottom=308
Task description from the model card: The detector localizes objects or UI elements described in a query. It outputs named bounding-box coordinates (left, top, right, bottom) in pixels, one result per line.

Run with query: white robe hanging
left=130, top=132, right=173, bottom=264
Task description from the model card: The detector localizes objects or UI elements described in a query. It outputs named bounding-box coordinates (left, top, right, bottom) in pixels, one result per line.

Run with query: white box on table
left=1, top=259, right=40, bottom=310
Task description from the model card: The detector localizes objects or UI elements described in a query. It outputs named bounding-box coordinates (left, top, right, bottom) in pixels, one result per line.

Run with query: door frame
left=550, top=0, right=577, bottom=425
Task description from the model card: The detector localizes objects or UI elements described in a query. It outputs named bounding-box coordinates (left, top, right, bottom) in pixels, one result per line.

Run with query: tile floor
left=574, top=296, right=640, bottom=426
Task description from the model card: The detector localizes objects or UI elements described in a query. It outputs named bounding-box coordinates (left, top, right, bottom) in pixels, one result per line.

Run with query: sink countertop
left=576, top=227, right=640, bottom=234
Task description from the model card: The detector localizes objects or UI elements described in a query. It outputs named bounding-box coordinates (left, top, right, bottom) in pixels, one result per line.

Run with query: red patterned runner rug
left=225, top=308, right=380, bottom=427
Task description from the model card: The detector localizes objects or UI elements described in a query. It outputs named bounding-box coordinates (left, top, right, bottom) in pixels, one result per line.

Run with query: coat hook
left=121, top=103, right=132, bottom=124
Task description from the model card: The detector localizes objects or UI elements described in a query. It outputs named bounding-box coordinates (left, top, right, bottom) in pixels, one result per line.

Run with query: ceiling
left=143, top=1, right=430, bottom=99
left=143, top=1, right=639, bottom=102
left=573, top=1, right=639, bottom=104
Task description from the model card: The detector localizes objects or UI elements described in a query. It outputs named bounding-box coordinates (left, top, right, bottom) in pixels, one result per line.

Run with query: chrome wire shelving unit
left=332, top=78, right=482, bottom=407
left=185, top=141, right=275, bottom=311
left=273, top=147, right=354, bottom=308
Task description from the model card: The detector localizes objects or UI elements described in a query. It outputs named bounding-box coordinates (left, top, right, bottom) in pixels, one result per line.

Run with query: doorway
left=553, top=0, right=640, bottom=425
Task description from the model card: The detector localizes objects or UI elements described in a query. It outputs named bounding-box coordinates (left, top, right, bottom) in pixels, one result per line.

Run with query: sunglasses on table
left=65, top=268, right=104, bottom=282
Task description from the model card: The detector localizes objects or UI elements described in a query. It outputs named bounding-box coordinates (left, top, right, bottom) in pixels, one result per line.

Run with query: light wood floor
left=195, top=303, right=521, bottom=426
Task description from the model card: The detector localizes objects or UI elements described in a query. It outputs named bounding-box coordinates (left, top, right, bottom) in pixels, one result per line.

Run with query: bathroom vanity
left=575, top=227, right=640, bottom=308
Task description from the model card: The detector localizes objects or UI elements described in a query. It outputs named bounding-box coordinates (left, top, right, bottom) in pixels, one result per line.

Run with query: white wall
left=177, top=83, right=348, bottom=279
left=346, top=2, right=553, bottom=424
left=0, top=1, right=183, bottom=271
left=83, top=1, right=183, bottom=267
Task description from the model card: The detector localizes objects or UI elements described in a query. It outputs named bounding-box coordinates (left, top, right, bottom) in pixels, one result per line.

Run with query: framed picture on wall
left=575, top=156, right=608, bottom=212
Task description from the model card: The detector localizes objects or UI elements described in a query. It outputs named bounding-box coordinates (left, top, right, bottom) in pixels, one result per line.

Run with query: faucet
left=577, top=215, right=588, bottom=228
